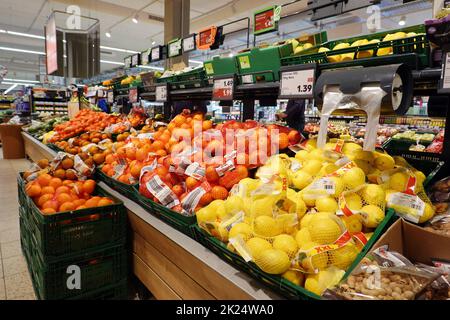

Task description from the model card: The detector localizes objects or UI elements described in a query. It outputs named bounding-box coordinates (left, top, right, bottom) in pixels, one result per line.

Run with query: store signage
left=151, top=46, right=163, bottom=62
left=279, top=64, right=317, bottom=99
left=183, top=34, right=196, bottom=53
left=129, top=87, right=138, bottom=103
left=124, top=56, right=132, bottom=69
left=155, top=84, right=168, bottom=102
left=212, top=75, right=235, bottom=101
left=131, top=53, right=141, bottom=67
left=45, top=14, right=58, bottom=74
left=141, top=49, right=151, bottom=65
left=254, top=5, right=281, bottom=35
left=439, top=52, right=450, bottom=94
left=168, top=38, right=182, bottom=58
left=197, top=26, right=218, bottom=50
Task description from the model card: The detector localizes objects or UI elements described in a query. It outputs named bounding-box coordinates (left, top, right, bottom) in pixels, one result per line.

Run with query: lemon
left=418, top=203, right=435, bottom=223
left=250, top=198, right=275, bottom=217
left=229, top=223, right=252, bottom=240
left=300, top=241, right=329, bottom=271
left=344, top=193, right=363, bottom=210
left=301, top=192, right=316, bottom=207
left=210, top=200, right=227, bottom=218
left=389, top=172, right=409, bottom=192
left=196, top=206, right=218, bottom=224
left=304, top=139, right=317, bottom=150
left=342, top=142, right=362, bottom=156
left=295, top=228, right=312, bottom=247
left=361, top=184, right=386, bottom=206
left=308, top=215, right=342, bottom=244
left=255, top=249, right=291, bottom=275
left=246, top=238, right=272, bottom=259
left=300, top=214, right=314, bottom=229
left=374, top=153, right=395, bottom=171
left=293, top=195, right=307, bottom=220
left=342, top=167, right=366, bottom=189
left=303, top=160, right=323, bottom=175
left=360, top=205, right=385, bottom=228
left=393, top=156, right=409, bottom=167
left=295, top=150, right=309, bottom=162
left=318, top=47, right=330, bottom=53
left=323, top=163, right=339, bottom=175
left=414, top=170, right=426, bottom=187
left=276, top=214, right=298, bottom=235
left=307, top=149, right=325, bottom=161
left=353, top=149, right=375, bottom=164
left=282, top=270, right=305, bottom=286
left=330, top=177, right=344, bottom=197
left=315, top=197, right=338, bottom=213
left=292, top=170, right=313, bottom=190
left=238, top=178, right=261, bottom=197
left=253, top=216, right=282, bottom=237
left=329, top=243, right=359, bottom=270
left=225, top=195, right=244, bottom=214
left=354, top=160, right=372, bottom=175
left=342, top=215, right=363, bottom=234
left=273, top=234, right=298, bottom=257
left=305, top=269, right=346, bottom=295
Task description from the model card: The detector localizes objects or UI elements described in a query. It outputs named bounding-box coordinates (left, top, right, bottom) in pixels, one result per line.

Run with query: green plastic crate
left=24, top=182, right=127, bottom=260
left=17, top=173, right=28, bottom=212
left=19, top=210, right=31, bottom=264
left=67, top=280, right=128, bottom=300
left=46, top=143, right=63, bottom=152
left=204, top=56, right=239, bottom=78
left=173, top=68, right=209, bottom=90
left=96, top=168, right=139, bottom=202
left=133, top=185, right=197, bottom=239
left=236, top=43, right=293, bottom=83
left=194, top=209, right=396, bottom=300
left=29, top=242, right=127, bottom=300
left=281, top=24, right=430, bottom=70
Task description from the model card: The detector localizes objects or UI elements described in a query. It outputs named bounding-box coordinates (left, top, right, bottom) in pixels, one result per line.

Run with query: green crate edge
left=193, top=209, right=396, bottom=300
left=95, top=168, right=139, bottom=202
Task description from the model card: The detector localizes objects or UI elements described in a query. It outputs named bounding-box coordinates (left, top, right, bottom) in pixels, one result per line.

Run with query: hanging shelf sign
left=197, top=26, right=218, bottom=50
left=254, top=5, right=281, bottom=35
left=151, top=45, right=164, bottom=62
left=124, top=56, right=132, bottom=69
left=212, top=74, right=235, bottom=101
left=131, top=53, right=141, bottom=67
left=279, top=63, right=317, bottom=99
left=168, top=38, right=182, bottom=58
left=141, top=49, right=151, bottom=65
left=183, top=34, right=196, bottom=53
left=155, top=83, right=168, bottom=102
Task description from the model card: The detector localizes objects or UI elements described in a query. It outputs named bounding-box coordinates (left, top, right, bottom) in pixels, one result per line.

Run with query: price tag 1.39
left=156, top=85, right=168, bottom=102
left=213, top=77, right=234, bottom=101
left=279, top=65, right=316, bottom=99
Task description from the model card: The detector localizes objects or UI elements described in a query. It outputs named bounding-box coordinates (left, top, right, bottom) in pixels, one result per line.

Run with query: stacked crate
left=18, top=174, right=128, bottom=300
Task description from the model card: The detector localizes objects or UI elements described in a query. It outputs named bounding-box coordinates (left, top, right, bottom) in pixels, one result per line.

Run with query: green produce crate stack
left=236, top=43, right=293, bottom=83
left=17, top=174, right=128, bottom=300
left=281, top=24, right=430, bottom=70
left=173, top=68, right=209, bottom=90
left=204, top=56, right=239, bottom=79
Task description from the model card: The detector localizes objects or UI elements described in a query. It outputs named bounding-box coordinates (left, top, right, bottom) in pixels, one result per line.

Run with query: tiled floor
left=0, top=148, right=36, bottom=300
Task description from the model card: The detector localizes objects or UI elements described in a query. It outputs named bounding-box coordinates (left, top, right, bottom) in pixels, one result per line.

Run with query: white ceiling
left=0, top=0, right=433, bottom=88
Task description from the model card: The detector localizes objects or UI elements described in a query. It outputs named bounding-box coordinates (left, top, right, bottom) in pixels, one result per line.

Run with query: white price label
left=280, top=68, right=315, bottom=98
left=242, top=75, right=254, bottom=84
left=156, top=85, right=168, bottom=102
left=183, top=36, right=195, bottom=52
left=213, top=78, right=234, bottom=100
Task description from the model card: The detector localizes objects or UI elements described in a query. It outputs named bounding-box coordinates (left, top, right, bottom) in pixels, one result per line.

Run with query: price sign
left=279, top=64, right=316, bottom=99
left=124, top=56, right=132, bottom=68
left=155, top=84, right=168, bottom=102
left=212, top=76, right=235, bottom=101
left=131, top=53, right=140, bottom=67
left=168, top=39, right=182, bottom=58
left=253, top=5, right=281, bottom=35
left=141, top=49, right=150, bottom=65
left=151, top=46, right=162, bottom=62
left=183, top=34, right=196, bottom=53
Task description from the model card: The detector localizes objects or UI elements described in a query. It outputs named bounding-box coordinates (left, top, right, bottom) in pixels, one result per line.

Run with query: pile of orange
left=25, top=173, right=114, bottom=215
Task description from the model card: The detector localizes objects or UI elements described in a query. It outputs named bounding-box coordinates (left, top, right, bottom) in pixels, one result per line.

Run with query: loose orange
left=26, top=183, right=42, bottom=197
left=93, top=153, right=105, bottom=165
left=59, top=202, right=76, bottom=212
left=61, top=158, right=74, bottom=169
left=73, top=199, right=86, bottom=208
left=278, top=133, right=289, bottom=150
left=85, top=197, right=100, bottom=208
left=105, top=154, right=115, bottom=164
left=98, top=198, right=114, bottom=206
left=199, top=192, right=214, bottom=206
left=41, top=208, right=56, bottom=215
left=130, top=163, right=143, bottom=179
left=42, top=200, right=59, bottom=211
left=55, top=186, right=70, bottom=195
left=41, top=186, right=55, bottom=195
left=49, top=177, right=63, bottom=189
left=202, top=120, right=213, bottom=131
left=135, top=148, right=147, bottom=162
left=56, top=193, right=72, bottom=205
left=37, top=159, right=49, bottom=169
left=126, top=148, right=136, bottom=160
left=75, top=205, right=87, bottom=210
left=37, top=194, right=53, bottom=207
left=205, top=166, right=220, bottom=183
left=37, top=173, right=52, bottom=187
left=211, top=186, right=228, bottom=200
left=152, top=140, right=165, bottom=151
left=82, top=180, right=96, bottom=195
left=186, top=177, right=200, bottom=191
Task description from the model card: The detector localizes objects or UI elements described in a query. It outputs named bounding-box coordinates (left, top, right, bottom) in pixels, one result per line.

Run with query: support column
left=164, top=0, right=190, bottom=69
left=433, top=0, right=445, bottom=17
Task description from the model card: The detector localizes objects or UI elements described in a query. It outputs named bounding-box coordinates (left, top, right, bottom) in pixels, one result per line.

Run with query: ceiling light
left=399, top=16, right=406, bottom=26
left=1, top=81, right=34, bottom=86
left=6, top=31, right=45, bottom=39
left=105, top=31, right=111, bottom=38
left=3, top=78, right=39, bottom=83
left=189, top=59, right=203, bottom=65
left=99, top=45, right=138, bottom=54
left=228, top=53, right=234, bottom=57
left=132, top=15, right=138, bottom=24
left=4, top=83, right=18, bottom=94
left=138, top=65, right=164, bottom=71
left=100, top=59, right=125, bottom=65
left=152, top=41, right=156, bottom=45
left=0, top=46, right=44, bottom=55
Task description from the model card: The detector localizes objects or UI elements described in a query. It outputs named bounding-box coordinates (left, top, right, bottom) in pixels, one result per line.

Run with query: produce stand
left=20, top=137, right=280, bottom=300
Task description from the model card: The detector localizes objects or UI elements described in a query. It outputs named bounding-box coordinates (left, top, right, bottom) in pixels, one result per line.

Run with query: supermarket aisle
left=0, top=148, right=36, bottom=300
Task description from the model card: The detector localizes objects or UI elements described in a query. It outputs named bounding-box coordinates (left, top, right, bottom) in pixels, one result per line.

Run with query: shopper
left=276, top=99, right=306, bottom=133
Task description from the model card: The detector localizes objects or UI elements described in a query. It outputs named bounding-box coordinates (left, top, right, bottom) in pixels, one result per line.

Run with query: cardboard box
left=370, top=218, right=450, bottom=264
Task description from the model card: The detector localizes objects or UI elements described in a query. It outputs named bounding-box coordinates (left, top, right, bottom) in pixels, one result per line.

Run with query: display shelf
left=21, top=136, right=280, bottom=300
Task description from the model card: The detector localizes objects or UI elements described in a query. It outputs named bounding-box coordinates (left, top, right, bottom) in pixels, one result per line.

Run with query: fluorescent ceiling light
left=138, top=65, right=164, bottom=71
left=132, top=15, right=138, bottom=24
left=6, top=31, right=45, bottom=39
left=189, top=59, right=203, bottom=64
left=100, top=46, right=139, bottom=54
left=151, top=41, right=156, bottom=45
left=399, top=16, right=406, bottom=26
left=105, top=31, right=111, bottom=38
left=4, top=83, right=18, bottom=94
left=1, top=81, right=34, bottom=86
left=3, top=78, right=39, bottom=83
left=100, top=59, right=125, bottom=65
left=0, top=46, right=44, bottom=55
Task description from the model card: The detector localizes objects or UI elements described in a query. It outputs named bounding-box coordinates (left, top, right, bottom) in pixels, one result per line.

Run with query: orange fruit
left=73, top=199, right=86, bottom=208
left=65, top=169, right=77, bottom=180
left=41, top=208, right=56, bottom=215
left=211, top=186, right=228, bottom=200
left=186, top=177, right=200, bottom=191
left=42, top=200, right=59, bottom=211
left=172, top=184, right=185, bottom=197
left=278, top=133, right=289, bottom=150
left=130, top=163, right=143, bottom=179
left=202, top=120, right=213, bottom=131
left=37, top=194, right=53, bottom=207
left=59, top=202, right=76, bottom=212
left=199, top=192, right=214, bottom=206
left=62, top=180, right=74, bottom=186
left=193, top=114, right=203, bottom=121
left=82, top=180, right=96, bottom=194
left=41, top=186, right=55, bottom=195
left=85, top=197, right=101, bottom=208
left=54, top=169, right=66, bottom=180
left=173, top=115, right=186, bottom=126
left=37, top=159, right=49, bottom=169
left=61, top=158, right=74, bottom=170
left=56, top=193, right=72, bottom=205
left=49, top=177, right=63, bottom=189
left=37, top=173, right=52, bottom=187
left=76, top=205, right=87, bottom=210
left=155, top=166, right=169, bottom=177
left=126, top=148, right=136, bottom=160
left=155, top=149, right=167, bottom=157
left=152, top=140, right=165, bottom=151
left=101, top=164, right=111, bottom=174
left=235, top=165, right=249, bottom=179
left=136, top=148, right=147, bottom=162
left=167, top=122, right=176, bottom=132
left=93, top=153, right=105, bottom=165
left=55, top=186, right=70, bottom=195
left=105, top=154, right=115, bottom=164
left=26, top=183, right=42, bottom=197
left=205, top=166, right=220, bottom=183
left=98, top=198, right=114, bottom=206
